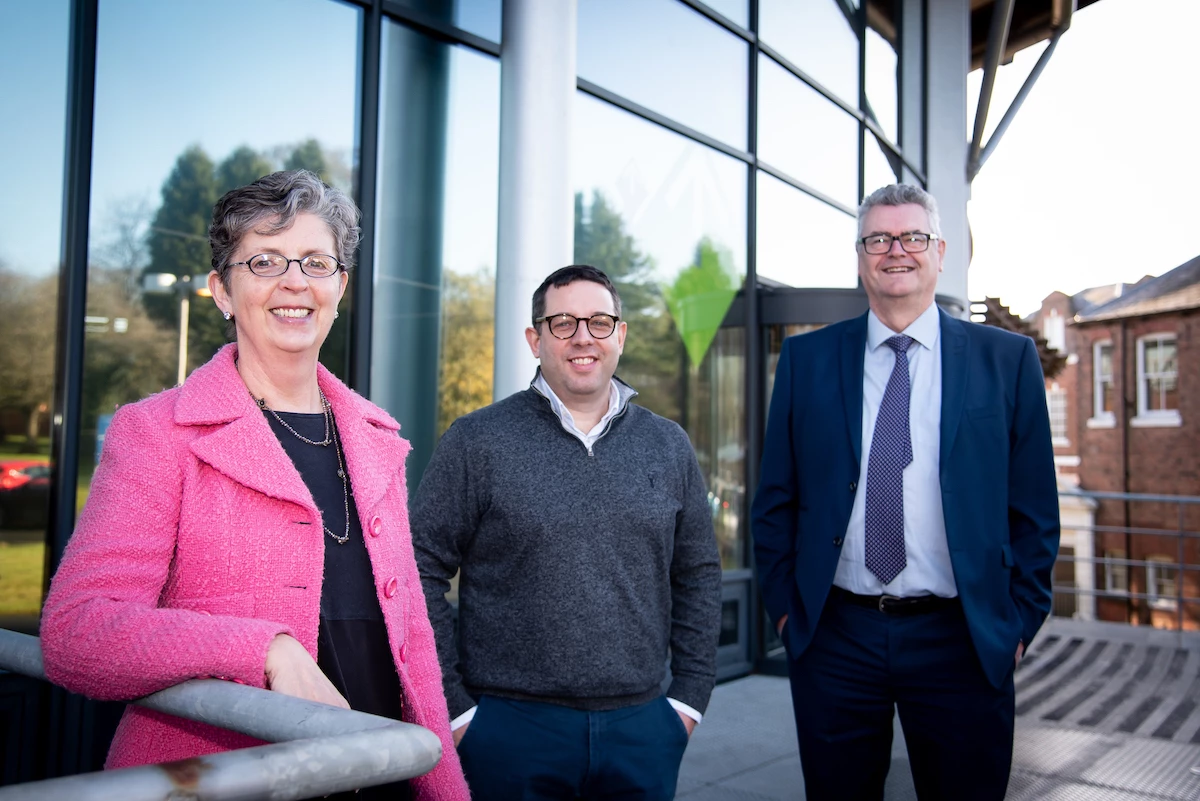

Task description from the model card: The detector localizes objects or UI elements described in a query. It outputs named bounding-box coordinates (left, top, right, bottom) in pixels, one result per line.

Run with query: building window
left=1133, top=335, right=1181, bottom=427
left=1103, top=549, right=1128, bottom=595
left=1089, top=341, right=1115, bottom=427
left=1043, top=308, right=1065, bottom=352
left=1147, top=556, right=1178, bottom=609
left=1046, top=384, right=1069, bottom=445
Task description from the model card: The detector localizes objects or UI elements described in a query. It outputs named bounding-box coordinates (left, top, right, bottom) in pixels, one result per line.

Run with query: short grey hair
left=857, top=184, right=942, bottom=240
left=209, top=170, right=361, bottom=290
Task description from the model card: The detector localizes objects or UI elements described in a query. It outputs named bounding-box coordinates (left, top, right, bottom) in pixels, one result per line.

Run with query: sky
left=967, top=0, right=1200, bottom=316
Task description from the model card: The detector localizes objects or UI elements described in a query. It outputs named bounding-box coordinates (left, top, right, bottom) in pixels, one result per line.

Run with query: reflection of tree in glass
left=437, top=267, right=494, bottom=436
left=573, top=190, right=683, bottom=423
left=216, top=146, right=274, bottom=197
left=0, top=265, right=56, bottom=452
left=284, top=138, right=330, bottom=184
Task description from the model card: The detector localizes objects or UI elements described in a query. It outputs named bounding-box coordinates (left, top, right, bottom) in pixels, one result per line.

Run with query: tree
left=437, top=267, right=495, bottom=434
left=0, top=267, right=57, bottom=451
left=147, top=145, right=218, bottom=283
left=216, top=146, right=273, bottom=197
left=663, top=237, right=740, bottom=368
left=574, top=190, right=683, bottom=422
left=284, top=138, right=330, bottom=183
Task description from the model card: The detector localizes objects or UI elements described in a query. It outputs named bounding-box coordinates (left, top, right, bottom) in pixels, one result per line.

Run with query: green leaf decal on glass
left=663, top=238, right=739, bottom=367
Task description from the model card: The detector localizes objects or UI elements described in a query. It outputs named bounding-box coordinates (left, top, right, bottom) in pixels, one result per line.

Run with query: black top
left=265, top=410, right=409, bottom=800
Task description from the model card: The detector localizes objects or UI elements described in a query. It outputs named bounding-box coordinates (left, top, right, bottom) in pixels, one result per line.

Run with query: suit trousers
left=786, top=590, right=1015, bottom=801
left=456, top=695, right=690, bottom=800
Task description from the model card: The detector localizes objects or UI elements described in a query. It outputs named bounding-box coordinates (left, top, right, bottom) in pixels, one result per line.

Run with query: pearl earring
left=334, top=311, right=340, bottom=320
left=223, top=311, right=231, bottom=321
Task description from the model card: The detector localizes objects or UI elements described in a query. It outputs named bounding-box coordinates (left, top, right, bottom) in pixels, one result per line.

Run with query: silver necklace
left=253, top=390, right=351, bottom=545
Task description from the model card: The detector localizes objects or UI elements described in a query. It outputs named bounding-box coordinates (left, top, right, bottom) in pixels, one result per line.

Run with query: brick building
left=1028, top=257, right=1200, bottom=630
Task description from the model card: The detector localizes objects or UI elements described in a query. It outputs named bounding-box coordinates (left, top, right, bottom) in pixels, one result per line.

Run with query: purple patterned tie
left=864, top=335, right=914, bottom=586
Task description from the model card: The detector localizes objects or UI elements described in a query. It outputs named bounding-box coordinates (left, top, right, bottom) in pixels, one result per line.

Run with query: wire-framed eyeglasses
left=228, top=253, right=345, bottom=278
left=857, top=233, right=939, bottom=255
left=534, top=313, right=620, bottom=340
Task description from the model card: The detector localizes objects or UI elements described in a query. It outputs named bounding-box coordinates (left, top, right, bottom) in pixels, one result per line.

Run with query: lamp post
left=142, top=273, right=212, bottom=385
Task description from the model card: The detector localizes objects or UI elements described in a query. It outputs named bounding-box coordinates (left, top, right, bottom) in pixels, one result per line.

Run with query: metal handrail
left=0, top=629, right=441, bottom=801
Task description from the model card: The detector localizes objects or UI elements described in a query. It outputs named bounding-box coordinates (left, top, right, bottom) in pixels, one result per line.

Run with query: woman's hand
left=264, top=634, right=350, bottom=709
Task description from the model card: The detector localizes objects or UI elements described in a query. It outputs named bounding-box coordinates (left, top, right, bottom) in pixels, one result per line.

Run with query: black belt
left=830, top=585, right=959, bottom=615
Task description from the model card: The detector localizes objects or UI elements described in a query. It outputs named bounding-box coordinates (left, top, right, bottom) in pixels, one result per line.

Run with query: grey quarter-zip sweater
left=411, top=381, right=722, bottom=719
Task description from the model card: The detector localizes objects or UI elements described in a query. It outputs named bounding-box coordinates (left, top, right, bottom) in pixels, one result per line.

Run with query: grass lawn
left=0, top=542, right=46, bottom=615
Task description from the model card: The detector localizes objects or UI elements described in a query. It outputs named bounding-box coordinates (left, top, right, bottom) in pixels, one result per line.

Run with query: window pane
left=84, top=0, right=360, bottom=514
left=389, top=0, right=501, bottom=42
left=759, top=54, right=858, bottom=208
left=573, top=95, right=748, bottom=565
left=578, top=0, right=748, bottom=150
left=759, top=0, right=860, bottom=105
left=0, top=0, right=68, bottom=632
left=865, top=12, right=898, bottom=143
left=374, top=23, right=501, bottom=482
left=1099, top=344, right=1112, bottom=379
left=757, top=171, right=857, bottom=289
left=702, top=0, right=749, bottom=28
left=863, top=129, right=899, bottom=201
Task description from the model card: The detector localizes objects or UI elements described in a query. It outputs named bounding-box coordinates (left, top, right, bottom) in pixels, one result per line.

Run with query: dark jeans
left=457, top=695, right=690, bottom=800
left=787, top=592, right=1015, bottom=801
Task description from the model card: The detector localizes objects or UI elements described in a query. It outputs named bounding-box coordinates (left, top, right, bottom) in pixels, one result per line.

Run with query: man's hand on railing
left=264, top=634, right=350, bottom=709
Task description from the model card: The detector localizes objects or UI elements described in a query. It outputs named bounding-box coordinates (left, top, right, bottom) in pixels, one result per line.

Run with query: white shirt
left=833, top=303, right=958, bottom=598
left=450, top=374, right=702, bottom=731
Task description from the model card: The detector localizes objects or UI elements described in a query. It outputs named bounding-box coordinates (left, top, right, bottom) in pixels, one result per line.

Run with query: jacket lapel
left=939, top=309, right=969, bottom=474
left=176, top=345, right=316, bottom=512
left=840, top=313, right=868, bottom=467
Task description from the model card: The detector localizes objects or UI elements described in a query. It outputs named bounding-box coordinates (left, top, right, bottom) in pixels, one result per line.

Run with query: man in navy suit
left=752, top=184, right=1059, bottom=801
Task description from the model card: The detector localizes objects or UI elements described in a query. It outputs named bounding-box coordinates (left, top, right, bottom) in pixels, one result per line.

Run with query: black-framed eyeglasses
left=534, top=313, right=620, bottom=340
left=228, top=253, right=345, bottom=278
left=857, top=233, right=939, bottom=255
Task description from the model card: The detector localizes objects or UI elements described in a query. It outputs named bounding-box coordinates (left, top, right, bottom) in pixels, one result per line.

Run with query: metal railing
left=0, top=629, right=442, bottom=801
left=1052, top=489, right=1200, bottom=633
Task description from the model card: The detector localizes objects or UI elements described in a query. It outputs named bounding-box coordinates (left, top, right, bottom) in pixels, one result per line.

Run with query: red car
left=0, top=460, right=49, bottom=491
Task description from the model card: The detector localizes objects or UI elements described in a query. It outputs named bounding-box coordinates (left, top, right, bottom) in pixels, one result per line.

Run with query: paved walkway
left=678, top=618, right=1200, bottom=800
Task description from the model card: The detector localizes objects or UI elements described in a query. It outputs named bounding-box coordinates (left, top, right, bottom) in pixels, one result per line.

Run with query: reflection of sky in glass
left=863, top=130, right=899, bottom=201
left=700, top=0, right=749, bottom=28
left=443, top=48, right=500, bottom=276
left=578, top=0, right=748, bottom=150
left=758, top=0, right=859, bottom=104
left=865, top=27, right=898, bottom=143
left=572, top=93, right=747, bottom=287
left=88, top=0, right=359, bottom=260
left=0, top=1, right=69, bottom=276
left=758, top=56, right=858, bottom=208
left=756, top=171, right=857, bottom=289
left=390, top=0, right=501, bottom=42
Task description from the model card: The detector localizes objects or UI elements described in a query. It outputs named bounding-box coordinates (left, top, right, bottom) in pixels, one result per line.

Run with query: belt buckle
left=878, top=594, right=901, bottom=613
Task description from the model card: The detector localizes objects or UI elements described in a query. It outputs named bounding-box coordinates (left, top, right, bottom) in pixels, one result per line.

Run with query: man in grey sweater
left=412, top=265, right=722, bottom=800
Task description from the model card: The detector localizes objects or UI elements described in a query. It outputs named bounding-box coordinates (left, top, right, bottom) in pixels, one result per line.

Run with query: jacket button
left=384, top=577, right=398, bottom=598
left=370, top=516, right=383, bottom=537
left=398, top=643, right=408, bottom=664
left=833, top=537, right=844, bottom=547
left=849, top=482, right=857, bottom=492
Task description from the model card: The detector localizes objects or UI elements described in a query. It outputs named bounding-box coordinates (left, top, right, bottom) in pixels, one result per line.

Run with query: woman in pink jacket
left=40, top=170, right=469, bottom=801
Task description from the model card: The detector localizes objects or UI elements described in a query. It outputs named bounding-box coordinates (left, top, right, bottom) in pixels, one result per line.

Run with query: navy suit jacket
left=751, top=309, right=1060, bottom=688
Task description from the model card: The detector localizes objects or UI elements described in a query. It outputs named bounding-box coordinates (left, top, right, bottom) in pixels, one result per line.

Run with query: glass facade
left=1, top=2, right=930, bottom=777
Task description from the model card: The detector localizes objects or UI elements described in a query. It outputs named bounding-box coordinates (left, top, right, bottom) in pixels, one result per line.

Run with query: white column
left=493, top=0, right=577, bottom=400
left=924, top=0, right=970, bottom=316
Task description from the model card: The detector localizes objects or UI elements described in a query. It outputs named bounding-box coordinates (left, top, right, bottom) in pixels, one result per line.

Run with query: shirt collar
left=532, top=371, right=623, bottom=430
left=867, top=302, right=941, bottom=353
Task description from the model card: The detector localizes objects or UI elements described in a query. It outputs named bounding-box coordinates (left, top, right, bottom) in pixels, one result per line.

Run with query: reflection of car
left=0, top=460, right=49, bottom=491
left=0, top=464, right=50, bottom=530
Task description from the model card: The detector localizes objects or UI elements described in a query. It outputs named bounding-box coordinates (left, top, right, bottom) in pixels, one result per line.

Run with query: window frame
left=1146, top=555, right=1178, bottom=610
left=1089, top=340, right=1115, bottom=428
left=1133, top=333, right=1181, bottom=427
left=1046, top=383, right=1069, bottom=446
left=1103, top=549, right=1128, bottom=595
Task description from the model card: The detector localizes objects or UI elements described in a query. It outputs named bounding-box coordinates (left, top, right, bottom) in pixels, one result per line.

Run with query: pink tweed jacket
left=40, top=344, right=469, bottom=800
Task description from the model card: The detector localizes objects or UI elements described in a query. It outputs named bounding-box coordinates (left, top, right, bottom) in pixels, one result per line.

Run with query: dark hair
left=208, top=169, right=361, bottom=291
left=531, top=265, right=622, bottom=325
